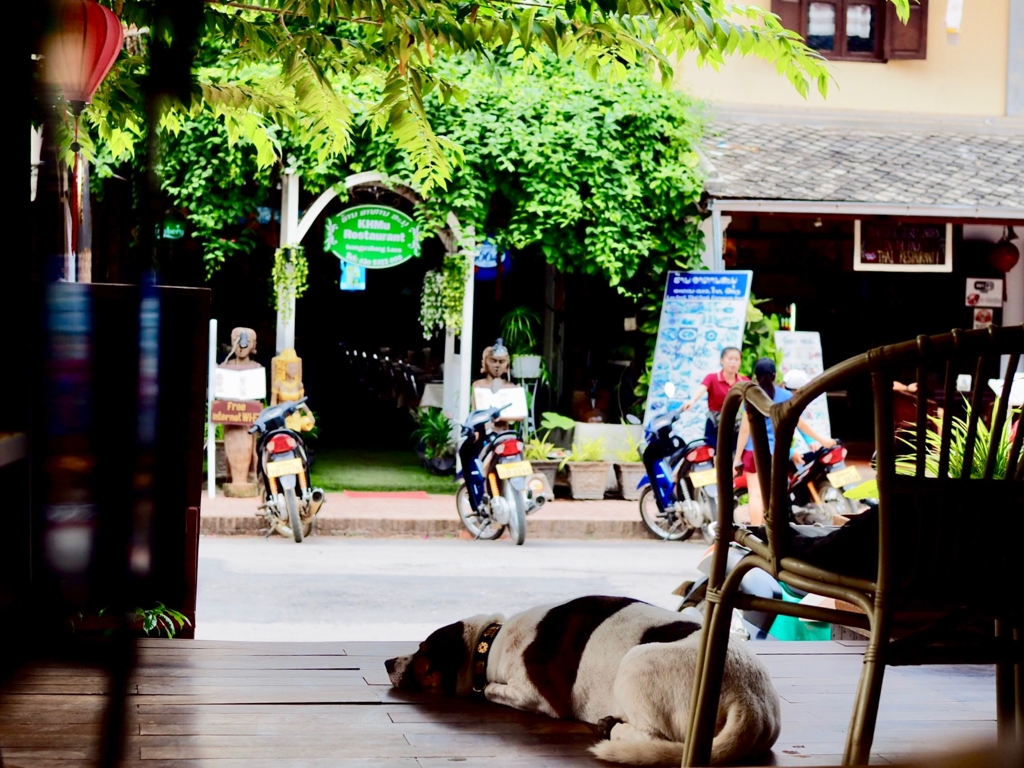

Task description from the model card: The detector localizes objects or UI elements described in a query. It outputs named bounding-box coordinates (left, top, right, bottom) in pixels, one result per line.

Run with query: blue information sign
left=644, top=271, right=753, bottom=439
left=340, top=261, right=367, bottom=291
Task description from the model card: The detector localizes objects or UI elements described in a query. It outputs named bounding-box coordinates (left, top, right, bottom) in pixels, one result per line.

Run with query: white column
left=276, top=170, right=299, bottom=354
left=458, top=229, right=476, bottom=426
left=207, top=318, right=218, bottom=500
left=1003, top=229, right=1024, bottom=375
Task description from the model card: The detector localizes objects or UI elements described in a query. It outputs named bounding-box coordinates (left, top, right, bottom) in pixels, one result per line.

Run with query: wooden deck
left=0, top=639, right=998, bottom=767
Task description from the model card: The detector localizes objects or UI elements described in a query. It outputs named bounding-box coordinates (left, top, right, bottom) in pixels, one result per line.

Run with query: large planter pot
left=529, top=460, right=560, bottom=491
left=566, top=461, right=612, bottom=500
left=424, top=454, right=456, bottom=475
left=512, top=354, right=543, bottom=379
left=615, top=462, right=646, bottom=501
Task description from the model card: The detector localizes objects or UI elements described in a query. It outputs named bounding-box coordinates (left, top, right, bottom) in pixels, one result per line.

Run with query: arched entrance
left=276, top=171, right=474, bottom=451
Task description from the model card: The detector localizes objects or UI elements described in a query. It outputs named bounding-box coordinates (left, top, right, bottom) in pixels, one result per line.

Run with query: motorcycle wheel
left=695, top=487, right=717, bottom=542
left=638, top=486, right=695, bottom=541
left=814, top=480, right=856, bottom=518
left=284, top=487, right=303, bottom=543
left=456, top=484, right=504, bottom=540
left=505, top=482, right=527, bottom=546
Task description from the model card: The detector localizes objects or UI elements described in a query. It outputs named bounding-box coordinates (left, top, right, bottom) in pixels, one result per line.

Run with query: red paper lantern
left=990, top=228, right=1020, bottom=274
left=46, top=0, right=124, bottom=113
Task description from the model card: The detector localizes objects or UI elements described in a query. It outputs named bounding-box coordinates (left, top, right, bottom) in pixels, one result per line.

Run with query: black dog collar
left=471, top=621, right=503, bottom=694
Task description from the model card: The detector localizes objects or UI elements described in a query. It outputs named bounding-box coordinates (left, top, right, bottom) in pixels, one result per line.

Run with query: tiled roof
left=702, top=117, right=1024, bottom=210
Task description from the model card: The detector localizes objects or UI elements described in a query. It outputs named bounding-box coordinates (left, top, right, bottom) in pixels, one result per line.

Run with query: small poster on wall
left=774, top=331, right=832, bottom=442
left=973, top=308, right=995, bottom=329
left=644, top=271, right=752, bottom=441
left=964, top=277, right=1003, bottom=308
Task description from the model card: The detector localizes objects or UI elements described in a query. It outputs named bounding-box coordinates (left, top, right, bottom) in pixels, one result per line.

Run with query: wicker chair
left=682, top=325, right=1024, bottom=767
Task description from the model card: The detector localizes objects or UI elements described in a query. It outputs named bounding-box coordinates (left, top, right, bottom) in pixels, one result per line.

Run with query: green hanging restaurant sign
left=324, top=205, right=421, bottom=269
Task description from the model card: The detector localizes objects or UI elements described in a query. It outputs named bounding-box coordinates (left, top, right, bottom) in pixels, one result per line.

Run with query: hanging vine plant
left=419, top=249, right=472, bottom=339
left=272, top=245, right=309, bottom=321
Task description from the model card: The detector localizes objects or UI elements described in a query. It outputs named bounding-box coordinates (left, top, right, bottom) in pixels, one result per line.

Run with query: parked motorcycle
left=455, top=402, right=544, bottom=545
left=637, top=399, right=721, bottom=542
left=249, top=396, right=325, bottom=543
left=675, top=527, right=840, bottom=641
left=788, top=441, right=861, bottom=524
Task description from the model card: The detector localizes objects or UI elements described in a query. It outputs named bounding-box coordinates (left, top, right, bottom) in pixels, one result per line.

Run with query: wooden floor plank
left=0, top=639, right=1000, bottom=768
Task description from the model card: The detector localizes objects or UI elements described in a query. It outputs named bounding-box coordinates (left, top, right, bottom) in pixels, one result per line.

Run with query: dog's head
left=385, top=614, right=501, bottom=697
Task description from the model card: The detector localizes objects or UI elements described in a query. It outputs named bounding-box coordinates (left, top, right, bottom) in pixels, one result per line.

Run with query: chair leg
left=682, top=563, right=751, bottom=768
left=843, top=605, right=889, bottom=765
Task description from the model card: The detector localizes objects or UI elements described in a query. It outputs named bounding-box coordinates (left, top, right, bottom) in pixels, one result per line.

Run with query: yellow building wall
left=676, top=1, right=1010, bottom=116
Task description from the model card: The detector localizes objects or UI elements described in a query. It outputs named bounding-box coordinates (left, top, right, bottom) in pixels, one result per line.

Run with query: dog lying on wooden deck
left=385, top=595, right=780, bottom=766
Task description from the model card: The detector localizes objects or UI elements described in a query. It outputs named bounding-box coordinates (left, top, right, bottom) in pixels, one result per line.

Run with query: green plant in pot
left=614, top=427, right=647, bottom=501
left=412, top=407, right=456, bottom=475
left=526, top=412, right=574, bottom=490
left=500, top=306, right=544, bottom=380
left=561, top=436, right=612, bottom=500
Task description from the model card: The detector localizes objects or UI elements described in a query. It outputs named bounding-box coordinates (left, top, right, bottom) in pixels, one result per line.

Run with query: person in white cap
left=783, top=368, right=810, bottom=391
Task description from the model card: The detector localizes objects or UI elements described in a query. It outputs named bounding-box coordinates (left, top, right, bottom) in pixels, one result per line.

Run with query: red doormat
left=343, top=490, right=430, bottom=499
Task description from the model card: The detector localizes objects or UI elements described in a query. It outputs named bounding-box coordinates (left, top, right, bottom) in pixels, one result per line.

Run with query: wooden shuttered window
left=883, top=0, right=928, bottom=60
left=771, top=0, right=928, bottom=62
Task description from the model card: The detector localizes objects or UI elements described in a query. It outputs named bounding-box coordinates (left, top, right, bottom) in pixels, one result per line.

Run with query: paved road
left=196, top=537, right=708, bottom=642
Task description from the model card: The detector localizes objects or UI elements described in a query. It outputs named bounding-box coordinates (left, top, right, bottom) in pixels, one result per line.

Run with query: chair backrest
left=731, top=325, right=1023, bottom=605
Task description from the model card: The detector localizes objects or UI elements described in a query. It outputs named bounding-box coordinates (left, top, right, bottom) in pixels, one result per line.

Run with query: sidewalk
left=201, top=458, right=873, bottom=540
left=200, top=492, right=652, bottom=539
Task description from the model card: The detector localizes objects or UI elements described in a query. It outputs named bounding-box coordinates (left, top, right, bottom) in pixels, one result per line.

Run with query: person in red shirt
left=682, top=347, right=748, bottom=447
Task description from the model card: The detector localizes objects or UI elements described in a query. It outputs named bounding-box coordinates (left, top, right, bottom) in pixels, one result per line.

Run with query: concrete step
left=199, top=491, right=679, bottom=540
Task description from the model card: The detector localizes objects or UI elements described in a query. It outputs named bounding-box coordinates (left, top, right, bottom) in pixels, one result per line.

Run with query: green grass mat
left=310, top=448, right=458, bottom=494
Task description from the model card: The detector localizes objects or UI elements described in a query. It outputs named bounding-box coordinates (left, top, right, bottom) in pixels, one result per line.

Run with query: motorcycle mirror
left=490, top=378, right=504, bottom=394
left=625, top=414, right=641, bottom=425
left=664, top=381, right=676, bottom=399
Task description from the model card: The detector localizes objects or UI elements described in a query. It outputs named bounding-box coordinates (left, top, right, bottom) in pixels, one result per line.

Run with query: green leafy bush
left=412, top=407, right=455, bottom=460
left=897, top=402, right=1020, bottom=480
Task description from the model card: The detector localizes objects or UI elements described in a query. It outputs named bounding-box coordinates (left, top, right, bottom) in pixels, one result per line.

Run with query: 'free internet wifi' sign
left=324, top=205, right=421, bottom=269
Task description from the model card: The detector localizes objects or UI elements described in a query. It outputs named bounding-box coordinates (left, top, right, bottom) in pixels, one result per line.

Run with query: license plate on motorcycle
left=266, top=457, right=304, bottom=478
left=496, top=461, right=532, bottom=479
left=827, top=465, right=861, bottom=488
left=689, top=468, right=717, bottom=488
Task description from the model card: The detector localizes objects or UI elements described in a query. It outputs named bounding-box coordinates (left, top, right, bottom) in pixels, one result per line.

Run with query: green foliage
left=541, top=412, right=576, bottom=432
left=524, top=438, right=558, bottom=462
left=418, top=250, right=471, bottom=338
left=561, top=436, right=607, bottom=467
left=72, top=0, right=843, bottom=194
left=97, top=603, right=191, bottom=638
left=526, top=411, right=574, bottom=460
left=500, top=307, right=542, bottom=356
left=615, top=427, right=643, bottom=463
left=152, top=112, right=273, bottom=276
left=896, top=402, right=1020, bottom=480
left=741, top=296, right=783, bottom=377
left=272, top=246, right=309, bottom=321
left=134, top=603, right=192, bottom=639
left=412, top=407, right=455, bottom=460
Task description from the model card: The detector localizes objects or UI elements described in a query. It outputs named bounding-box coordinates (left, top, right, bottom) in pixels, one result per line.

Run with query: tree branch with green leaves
left=66, top=0, right=912, bottom=192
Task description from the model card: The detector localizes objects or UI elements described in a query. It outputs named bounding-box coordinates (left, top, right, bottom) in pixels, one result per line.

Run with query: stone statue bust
left=472, top=338, right=514, bottom=391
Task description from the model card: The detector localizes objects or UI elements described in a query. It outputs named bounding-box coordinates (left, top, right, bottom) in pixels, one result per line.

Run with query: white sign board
left=965, top=277, right=1003, bottom=308
left=774, top=331, right=832, bottom=443
left=643, top=271, right=752, bottom=441
left=214, top=367, right=267, bottom=401
left=473, top=386, right=528, bottom=420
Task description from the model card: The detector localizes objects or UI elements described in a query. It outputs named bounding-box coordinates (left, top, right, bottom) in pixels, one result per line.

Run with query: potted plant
left=500, top=306, right=544, bottom=379
left=560, top=437, right=611, bottom=500
left=525, top=412, right=574, bottom=489
left=412, top=407, right=456, bottom=475
left=614, top=429, right=646, bottom=501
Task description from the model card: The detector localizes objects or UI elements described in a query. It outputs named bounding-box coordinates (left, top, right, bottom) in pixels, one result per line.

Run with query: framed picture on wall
left=853, top=220, right=953, bottom=272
